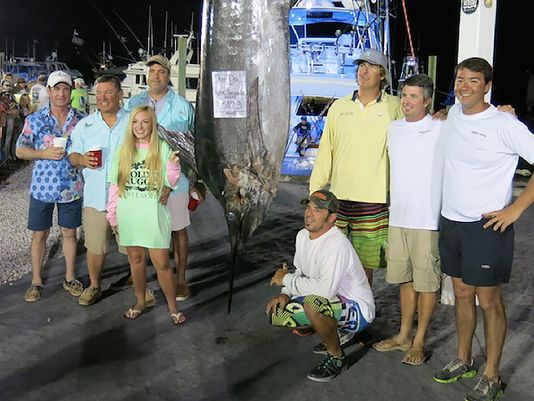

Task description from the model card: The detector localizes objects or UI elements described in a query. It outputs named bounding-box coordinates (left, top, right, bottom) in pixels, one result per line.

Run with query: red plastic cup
left=188, top=191, right=201, bottom=211
left=89, top=146, right=102, bottom=168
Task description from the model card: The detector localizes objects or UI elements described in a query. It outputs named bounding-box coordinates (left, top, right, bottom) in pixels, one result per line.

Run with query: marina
left=2, top=1, right=534, bottom=400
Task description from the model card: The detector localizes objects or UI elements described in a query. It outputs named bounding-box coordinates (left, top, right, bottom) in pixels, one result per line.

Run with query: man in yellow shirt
left=310, top=49, right=402, bottom=285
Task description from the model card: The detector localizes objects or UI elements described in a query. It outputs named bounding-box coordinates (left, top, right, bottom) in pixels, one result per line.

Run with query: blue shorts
left=28, top=196, right=83, bottom=231
left=439, top=216, right=514, bottom=286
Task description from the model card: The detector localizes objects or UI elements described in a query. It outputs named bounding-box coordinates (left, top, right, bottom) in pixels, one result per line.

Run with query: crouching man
left=266, top=190, right=375, bottom=382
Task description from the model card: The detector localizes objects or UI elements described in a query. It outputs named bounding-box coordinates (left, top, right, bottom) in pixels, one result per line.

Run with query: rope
left=401, top=0, right=416, bottom=58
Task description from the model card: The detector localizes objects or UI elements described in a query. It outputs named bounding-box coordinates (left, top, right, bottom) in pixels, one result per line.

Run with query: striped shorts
left=335, top=200, right=389, bottom=269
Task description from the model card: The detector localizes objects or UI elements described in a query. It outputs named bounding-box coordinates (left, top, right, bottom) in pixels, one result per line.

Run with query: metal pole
left=427, top=55, right=437, bottom=111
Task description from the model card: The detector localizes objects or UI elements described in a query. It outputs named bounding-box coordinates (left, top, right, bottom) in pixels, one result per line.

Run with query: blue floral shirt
left=16, top=106, right=85, bottom=203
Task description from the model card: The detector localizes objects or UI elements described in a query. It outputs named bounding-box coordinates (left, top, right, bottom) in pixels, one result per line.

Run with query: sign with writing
left=212, top=71, right=247, bottom=118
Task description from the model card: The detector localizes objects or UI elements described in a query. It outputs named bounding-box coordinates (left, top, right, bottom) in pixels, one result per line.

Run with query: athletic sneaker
left=79, top=287, right=102, bottom=306
left=24, top=283, right=44, bottom=302
left=307, top=353, right=346, bottom=382
left=63, top=279, right=83, bottom=297
left=433, top=358, right=477, bottom=383
left=465, top=375, right=503, bottom=401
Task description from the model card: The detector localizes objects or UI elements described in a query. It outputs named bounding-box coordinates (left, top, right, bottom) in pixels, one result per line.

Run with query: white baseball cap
left=74, top=77, right=86, bottom=87
left=47, top=71, right=72, bottom=87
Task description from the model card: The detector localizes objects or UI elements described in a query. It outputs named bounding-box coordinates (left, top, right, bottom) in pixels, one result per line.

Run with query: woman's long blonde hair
left=116, top=106, right=162, bottom=196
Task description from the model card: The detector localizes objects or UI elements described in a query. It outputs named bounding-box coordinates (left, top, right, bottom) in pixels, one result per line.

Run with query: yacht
left=281, top=0, right=390, bottom=177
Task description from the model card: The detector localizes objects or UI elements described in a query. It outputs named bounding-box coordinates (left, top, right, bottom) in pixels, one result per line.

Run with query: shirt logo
left=471, top=130, right=487, bottom=138
left=481, top=264, right=491, bottom=269
left=85, top=122, right=93, bottom=127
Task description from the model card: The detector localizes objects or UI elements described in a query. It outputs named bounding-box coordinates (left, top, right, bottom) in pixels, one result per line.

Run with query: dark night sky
left=1, top=0, right=533, bottom=118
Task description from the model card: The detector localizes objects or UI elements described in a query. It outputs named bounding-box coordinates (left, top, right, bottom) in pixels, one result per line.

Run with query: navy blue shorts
left=439, top=216, right=514, bottom=286
left=28, top=196, right=83, bottom=231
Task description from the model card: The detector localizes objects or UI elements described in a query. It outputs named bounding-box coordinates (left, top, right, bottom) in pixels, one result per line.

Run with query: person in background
left=30, top=74, right=49, bottom=112
left=71, top=77, right=89, bottom=114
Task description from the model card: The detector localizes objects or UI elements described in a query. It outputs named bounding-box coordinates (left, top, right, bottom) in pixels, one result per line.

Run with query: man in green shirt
left=70, top=78, right=89, bottom=114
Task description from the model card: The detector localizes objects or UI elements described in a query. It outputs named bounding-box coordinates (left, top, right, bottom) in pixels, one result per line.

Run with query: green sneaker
left=434, top=358, right=477, bottom=383
left=465, top=375, right=503, bottom=401
left=79, top=287, right=102, bottom=306
left=307, top=353, right=346, bottom=382
left=63, top=279, right=83, bottom=297
left=24, top=283, right=44, bottom=302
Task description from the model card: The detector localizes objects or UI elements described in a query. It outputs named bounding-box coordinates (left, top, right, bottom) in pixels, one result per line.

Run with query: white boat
left=281, top=0, right=390, bottom=177
left=88, top=34, right=200, bottom=111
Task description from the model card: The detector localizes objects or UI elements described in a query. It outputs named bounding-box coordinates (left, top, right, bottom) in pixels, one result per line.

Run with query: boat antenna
left=164, top=11, right=169, bottom=57
left=112, top=10, right=145, bottom=52
left=92, top=4, right=136, bottom=62
left=400, top=0, right=415, bottom=59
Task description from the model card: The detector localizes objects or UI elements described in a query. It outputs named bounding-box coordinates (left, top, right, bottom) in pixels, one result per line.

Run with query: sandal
left=124, top=307, right=144, bottom=320
left=401, top=346, right=427, bottom=366
left=372, top=338, right=411, bottom=352
left=170, top=311, right=186, bottom=325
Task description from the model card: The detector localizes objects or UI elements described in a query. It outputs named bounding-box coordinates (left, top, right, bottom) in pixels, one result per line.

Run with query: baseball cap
left=354, top=48, right=388, bottom=70
left=47, top=71, right=72, bottom=87
left=301, top=190, right=339, bottom=213
left=146, top=55, right=171, bottom=72
left=74, top=77, right=86, bottom=87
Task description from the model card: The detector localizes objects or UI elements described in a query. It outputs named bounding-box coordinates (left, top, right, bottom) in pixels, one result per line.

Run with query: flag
left=72, top=29, right=84, bottom=47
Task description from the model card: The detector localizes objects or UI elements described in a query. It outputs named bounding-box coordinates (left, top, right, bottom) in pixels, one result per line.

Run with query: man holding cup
left=68, top=75, right=148, bottom=306
left=15, top=70, right=85, bottom=302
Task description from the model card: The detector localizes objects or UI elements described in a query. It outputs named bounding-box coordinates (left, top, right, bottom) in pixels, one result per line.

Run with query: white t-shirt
left=282, top=226, right=375, bottom=323
left=30, top=83, right=49, bottom=110
left=442, top=104, right=534, bottom=222
left=387, top=115, right=443, bottom=230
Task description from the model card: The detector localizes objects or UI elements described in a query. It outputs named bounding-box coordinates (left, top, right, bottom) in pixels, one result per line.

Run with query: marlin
left=158, top=1, right=293, bottom=311
left=195, top=0, right=293, bottom=310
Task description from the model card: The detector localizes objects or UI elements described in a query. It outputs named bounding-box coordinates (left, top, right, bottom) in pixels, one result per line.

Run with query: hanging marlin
left=158, top=0, right=294, bottom=311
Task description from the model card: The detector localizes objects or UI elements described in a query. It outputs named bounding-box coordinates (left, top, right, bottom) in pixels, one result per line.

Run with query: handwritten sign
left=212, top=71, right=247, bottom=118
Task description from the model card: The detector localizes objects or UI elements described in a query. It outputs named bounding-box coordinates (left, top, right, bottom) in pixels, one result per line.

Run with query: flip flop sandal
left=401, top=348, right=427, bottom=366
left=124, top=307, right=144, bottom=320
left=372, top=338, right=411, bottom=352
left=170, top=312, right=186, bottom=325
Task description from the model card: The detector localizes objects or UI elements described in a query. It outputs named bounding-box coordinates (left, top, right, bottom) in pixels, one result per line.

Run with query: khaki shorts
left=386, top=226, right=440, bottom=292
left=167, top=191, right=191, bottom=231
left=83, top=207, right=126, bottom=255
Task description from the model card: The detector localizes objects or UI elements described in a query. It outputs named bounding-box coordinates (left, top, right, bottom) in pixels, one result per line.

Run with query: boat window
left=296, top=96, right=335, bottom=116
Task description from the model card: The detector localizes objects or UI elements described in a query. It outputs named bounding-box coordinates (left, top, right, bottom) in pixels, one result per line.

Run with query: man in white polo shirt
left=372, top=74, right=443, bottom=366
left=433, top=57, right=534, bottom=401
